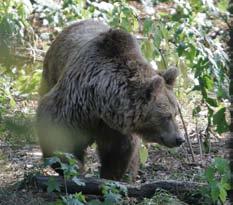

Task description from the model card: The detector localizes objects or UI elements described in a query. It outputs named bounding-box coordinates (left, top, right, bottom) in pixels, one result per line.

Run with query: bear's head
left=137, top=67, right=185, bottom=148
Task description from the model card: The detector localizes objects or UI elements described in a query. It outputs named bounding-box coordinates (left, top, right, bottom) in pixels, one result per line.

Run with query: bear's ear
left=98, top=29, right=136, bottom=57
left=143, top=76, right=164, bottom=100
left=162, top=67, right=179, bottom=86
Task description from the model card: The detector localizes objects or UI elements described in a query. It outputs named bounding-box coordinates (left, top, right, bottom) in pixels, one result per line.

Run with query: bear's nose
left=176, top=138, right=185, bottom=146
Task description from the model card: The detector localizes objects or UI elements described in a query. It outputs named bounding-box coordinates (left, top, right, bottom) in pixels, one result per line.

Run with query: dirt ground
left=0, top=131, right=227, bottom=204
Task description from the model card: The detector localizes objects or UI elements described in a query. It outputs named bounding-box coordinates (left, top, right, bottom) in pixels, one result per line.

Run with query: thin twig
left=64, top=177, right=68, bottom=195
left=157, top=48, right=168, bottom=70
left=204, top=123, right=211, bottom=153
left=181, top=143, right=191, bottom=162
left=178, top=104, right=195, bottom=162
left=196, top=118, right=203, bottom=163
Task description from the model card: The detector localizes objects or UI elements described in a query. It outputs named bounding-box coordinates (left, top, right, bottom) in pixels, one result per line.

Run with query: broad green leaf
left=217, top=0, right=229, bottom=12
left=143, top=18, right=153, bottom=34
left=9, top=96, right=16, bottom=108
left=204, top=166, right=215, bottom=182
left=141, top=40, right=154, bottom=60
left=219, top=185, right=227, bottom=203
left=205, top=97, right=218, bottom=107
left=210, top=182, right=220, bottom=202
left=104, top=192, right=121, bottom=205
left=74, top=192, right=86, bottom=203
left=222, top=182, right=231, bottom=190
left=213, top=108, right=229, bottom=134
left=177, top=42, right=186, bottom=56
left=47, top=176, right=61, bottom=193
left=203, top=75, right=214, bottom=90
left=186, top=44, right=197, bottom=62
left=133, top=18, right=139, bottom=31
left=213, top=157, right=229, bottom=173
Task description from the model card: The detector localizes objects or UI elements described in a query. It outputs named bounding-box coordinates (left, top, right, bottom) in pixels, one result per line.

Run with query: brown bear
left=37, top=19, right=185, bottom=180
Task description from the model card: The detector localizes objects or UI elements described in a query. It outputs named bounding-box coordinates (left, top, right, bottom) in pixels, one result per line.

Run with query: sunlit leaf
left=139, top=144, right=148, bottom=165
left=219, top=185, right=227, bottom=203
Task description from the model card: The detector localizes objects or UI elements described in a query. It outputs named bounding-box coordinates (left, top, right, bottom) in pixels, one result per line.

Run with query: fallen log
left=32, top=175, right=206, bottom=204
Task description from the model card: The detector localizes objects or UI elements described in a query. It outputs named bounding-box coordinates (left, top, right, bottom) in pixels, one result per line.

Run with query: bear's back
left=40, top=20, right=110, bottom=95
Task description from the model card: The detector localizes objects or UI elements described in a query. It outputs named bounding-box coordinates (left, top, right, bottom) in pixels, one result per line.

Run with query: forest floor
left=0, top=99, right=228, bottom=204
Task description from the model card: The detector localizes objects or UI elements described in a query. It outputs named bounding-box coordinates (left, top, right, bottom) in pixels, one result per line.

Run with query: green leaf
left=47, top=176, right=61, bottom=193
left=53, top=199, right=64, bottom=205
left=213, top=108, right=229, bottom=134
left=143, top=18, right=153, bottom=34
left=141, top=40, right=154, bottom=60
left=213, top=157, right=228, bottom=172
left=222, top=182, right=231, bottom=190
left=203, top=75, right=214, bottom=90
left=210, top=182, right=220, bottom=202
left=88, top=200, right=102, bottom=205
left=61, top=193, right=86, bottom=205
left=205, top=97, right=218, bottom=107
left=139, top=144, right=148, bottom=165
left=72, top=177, right=85, bottom=186
left=219, top=185, right=227, bottom=203
left=186, top=44, right=197, bottom=62
left=104, top=192, right=121, bottom=205
left=204, top=166, right=215, bottom=182
left=175, top=24, right=184, bottom=35
left=177, top=42, right=186, bottom=56
left=121, top=17, right=131, bottom=32
left=9, top=96, right=16, bottom=108
left=74, top=192, right=86, bottom=203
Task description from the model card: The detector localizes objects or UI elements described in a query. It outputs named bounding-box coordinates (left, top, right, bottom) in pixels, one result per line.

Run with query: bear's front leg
left=96, top=126, right=139, bottom=181
left=126, top=134, right=140, bottom=181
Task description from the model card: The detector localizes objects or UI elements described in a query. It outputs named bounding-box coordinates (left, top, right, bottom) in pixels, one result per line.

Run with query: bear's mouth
left=160, top=137, right=173, bottom=148
left=159, top=136, right=177, bottom=148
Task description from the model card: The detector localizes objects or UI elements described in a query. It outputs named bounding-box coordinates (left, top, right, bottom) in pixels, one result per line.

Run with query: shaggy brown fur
left=37, top=20, right=184, bottom=180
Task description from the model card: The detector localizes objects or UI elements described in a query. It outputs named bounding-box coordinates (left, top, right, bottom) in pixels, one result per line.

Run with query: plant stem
left=64, top=177, right=68, bottom=195
left=178, top=104, right=195, bottom=162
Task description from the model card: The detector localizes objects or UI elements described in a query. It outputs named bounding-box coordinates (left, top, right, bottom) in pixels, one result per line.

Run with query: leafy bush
left=45, top=153, right=127, bottom=205
left=202, top=157, right=231, bottom=204
left=0, top=0, right=33, bottom=54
